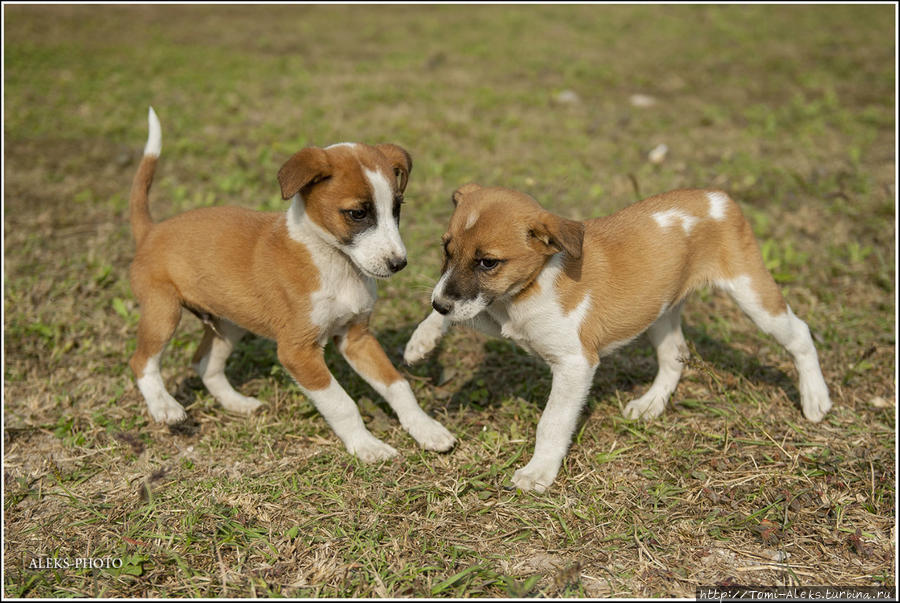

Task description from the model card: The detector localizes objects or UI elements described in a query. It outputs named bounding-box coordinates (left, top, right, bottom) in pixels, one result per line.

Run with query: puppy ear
left=451, top=183, right=482, bottom=206
left=277, top=147, right=331, bottom=200
left=375, top=143, right=413, bottom=193
left=529, top=212, right=584, bottom=259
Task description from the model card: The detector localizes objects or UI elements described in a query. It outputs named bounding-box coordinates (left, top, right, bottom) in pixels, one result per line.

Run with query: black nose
left=387, top=257, right=407, bottom=274
left=432, top=299, right=451, bottom=315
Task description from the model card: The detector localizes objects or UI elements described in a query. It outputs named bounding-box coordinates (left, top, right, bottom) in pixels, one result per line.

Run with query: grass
left=3, top=3, right=896, bottom=598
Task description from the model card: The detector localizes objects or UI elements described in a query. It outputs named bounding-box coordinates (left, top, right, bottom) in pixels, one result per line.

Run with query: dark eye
left=347, top=208, right=368, bottom=221
left=477, top=258, right=500, bottom=270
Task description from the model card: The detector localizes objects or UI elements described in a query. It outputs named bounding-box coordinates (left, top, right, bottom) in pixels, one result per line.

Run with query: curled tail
left=129, top=106, right=162, bottom=246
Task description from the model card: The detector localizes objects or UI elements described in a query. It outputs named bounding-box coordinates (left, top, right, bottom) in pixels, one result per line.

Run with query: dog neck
left=286, top=195, right=349, bottom=261
left=485, top=252, right=566, bottom=321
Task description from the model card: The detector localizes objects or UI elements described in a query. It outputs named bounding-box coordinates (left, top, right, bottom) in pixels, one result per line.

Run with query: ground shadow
left=389, top=321, right=801, bottom=418
left=169, top=318, right=423, bottom=423
left=169, top=315, right=801, bottom=430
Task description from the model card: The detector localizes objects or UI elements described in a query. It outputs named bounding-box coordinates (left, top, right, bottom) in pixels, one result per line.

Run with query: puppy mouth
left=366, top=270, right=393, bottom=280
left=440, top=294, right=493, bottom=322
left=356, top=264, right=393, bottom=280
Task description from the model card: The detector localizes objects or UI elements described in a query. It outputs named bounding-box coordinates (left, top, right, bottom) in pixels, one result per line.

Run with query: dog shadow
left=170, top=318, right=801, bottom=432
left=384, top=322, right=801, bottom=418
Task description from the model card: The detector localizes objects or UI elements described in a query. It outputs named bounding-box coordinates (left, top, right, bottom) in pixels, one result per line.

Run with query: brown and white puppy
left=128, top=107, right=455, bottom=461
left=404, top=184, right=831, bottom=491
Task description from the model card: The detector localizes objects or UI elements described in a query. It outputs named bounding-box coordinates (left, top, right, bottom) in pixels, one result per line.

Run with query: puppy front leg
left=512, top=356, right=596, bottom=493
left=338, top=322, right=456, bottom=452
left=404, top=310, right=502, bottom=364
left=277, top=342, right=398, bottom=462
left=404, top=310, right=449, bottom=364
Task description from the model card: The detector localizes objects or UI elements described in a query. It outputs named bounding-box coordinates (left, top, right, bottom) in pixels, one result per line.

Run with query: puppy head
left=278, top=142, right=412, bottom=279
left=431, top=184, right=584, bottom=321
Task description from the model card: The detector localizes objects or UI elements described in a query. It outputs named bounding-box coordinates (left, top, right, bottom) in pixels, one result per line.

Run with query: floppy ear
left=451, top=183, right=482, bottom=206
left=529, top=211, right=585, bottom=259
left=277, top=147, right=331, bottom=200
left=375, top=143, right=413, bottom=193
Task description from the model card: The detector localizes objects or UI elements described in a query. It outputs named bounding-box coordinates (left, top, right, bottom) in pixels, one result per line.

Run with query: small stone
left=772, top=550, right=790, bottom=562
left=648, top=143, right=668, bottom=164
left=869, top=395, right=892, bottom=408
left=629, top=93, right=657, bottom=108
left=554, top=89, right=580, bottom=105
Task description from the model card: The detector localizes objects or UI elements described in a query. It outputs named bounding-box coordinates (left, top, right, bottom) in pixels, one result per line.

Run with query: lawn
left=3, top=4, right=896, bottom=598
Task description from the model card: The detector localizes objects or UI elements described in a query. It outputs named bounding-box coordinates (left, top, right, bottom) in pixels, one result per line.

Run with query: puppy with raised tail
left=128, top=107, right=455, bottom=462
left=404, top=184, right=831, bottom=492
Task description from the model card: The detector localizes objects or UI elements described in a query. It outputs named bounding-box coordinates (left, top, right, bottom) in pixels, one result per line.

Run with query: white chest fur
left=309, top=250, right=377, bottom=344
left=487, top=254, right=590, bottom=365
left=287, top=198, right=378, bottom=345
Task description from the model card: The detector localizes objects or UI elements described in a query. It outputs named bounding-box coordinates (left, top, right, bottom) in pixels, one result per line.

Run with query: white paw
left=511, top=460, right=560, bottom=493
left=406, top=416, right=456, bottom=452
left=219, top=393, right=264, bottom=415
left=799, top=377, right=832, bottom=423
left=623, top=390, right=669, bottom=420
left=403, top=318, right=444, bottom=364
left=347, top=435, right=399, bottom=463
left=146, top=394, right=187, bottom=424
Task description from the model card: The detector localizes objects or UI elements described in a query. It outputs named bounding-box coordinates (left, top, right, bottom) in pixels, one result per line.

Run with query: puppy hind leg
left=719, top=272, right=831, bottom=422
left=130, top=289, right=186, bottom=424
left=624, top=303, right=687, bottom=420
left=192, top=320, right=263, bottom=415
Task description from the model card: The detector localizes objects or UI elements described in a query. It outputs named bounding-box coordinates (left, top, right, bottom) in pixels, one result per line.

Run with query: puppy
left=128, top=107, right=455, bottom=461
left=404, top=184, right=831, bottom=491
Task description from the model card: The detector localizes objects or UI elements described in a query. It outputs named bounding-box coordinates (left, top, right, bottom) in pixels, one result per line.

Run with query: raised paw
left=623, top=390, right=668, bottom=420
left=511, top=460, right=561, bottom=493
left=403, top=315, right=445, bottom=365
left=407, top=416, right=456, bottom=452
left=347, top=435, right=399, bottom=463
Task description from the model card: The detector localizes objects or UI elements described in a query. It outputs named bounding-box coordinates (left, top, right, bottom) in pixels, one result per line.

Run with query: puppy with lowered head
left=128, top=107, right=455, bottom=462
left=404, top=184, right=831, bottom=492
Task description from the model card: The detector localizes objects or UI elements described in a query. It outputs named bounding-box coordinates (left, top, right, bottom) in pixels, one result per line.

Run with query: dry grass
left=3, top=4, right=896, bottom=598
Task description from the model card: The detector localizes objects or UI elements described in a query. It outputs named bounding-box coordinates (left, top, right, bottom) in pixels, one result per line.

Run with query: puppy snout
left=387, top=256, right=408, bottom=274
left=432, top=299, right=452, bottom=315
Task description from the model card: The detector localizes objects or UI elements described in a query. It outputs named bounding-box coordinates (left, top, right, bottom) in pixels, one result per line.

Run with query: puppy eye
left=345, top=208, right=368, bottom=221
left=476, top=258, right=500, bottom=270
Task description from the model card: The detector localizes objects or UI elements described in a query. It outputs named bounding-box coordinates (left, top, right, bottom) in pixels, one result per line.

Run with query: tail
left=129, top=106, right=162, bottom=246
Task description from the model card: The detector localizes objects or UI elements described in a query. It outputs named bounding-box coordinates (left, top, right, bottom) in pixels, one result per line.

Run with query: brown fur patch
left=552, top=189, right=787, bottom=363
left=277, top=147, right=331, bottom=200
left=374, top=143, right=412, bottom=193
left=129, top=156, right=157, bottom=246
left=337, top=321, right=402, bottom=387
left=131, top=209, right=319, bottom=343
left=276, top=342, right=332, bottom=391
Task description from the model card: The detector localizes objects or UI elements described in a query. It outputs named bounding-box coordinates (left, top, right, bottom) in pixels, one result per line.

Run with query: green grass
left=3, top=3, right=896, bottom=598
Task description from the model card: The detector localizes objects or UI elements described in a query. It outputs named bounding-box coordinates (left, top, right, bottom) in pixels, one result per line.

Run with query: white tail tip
left=144, top=106, right=162, bottom=157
